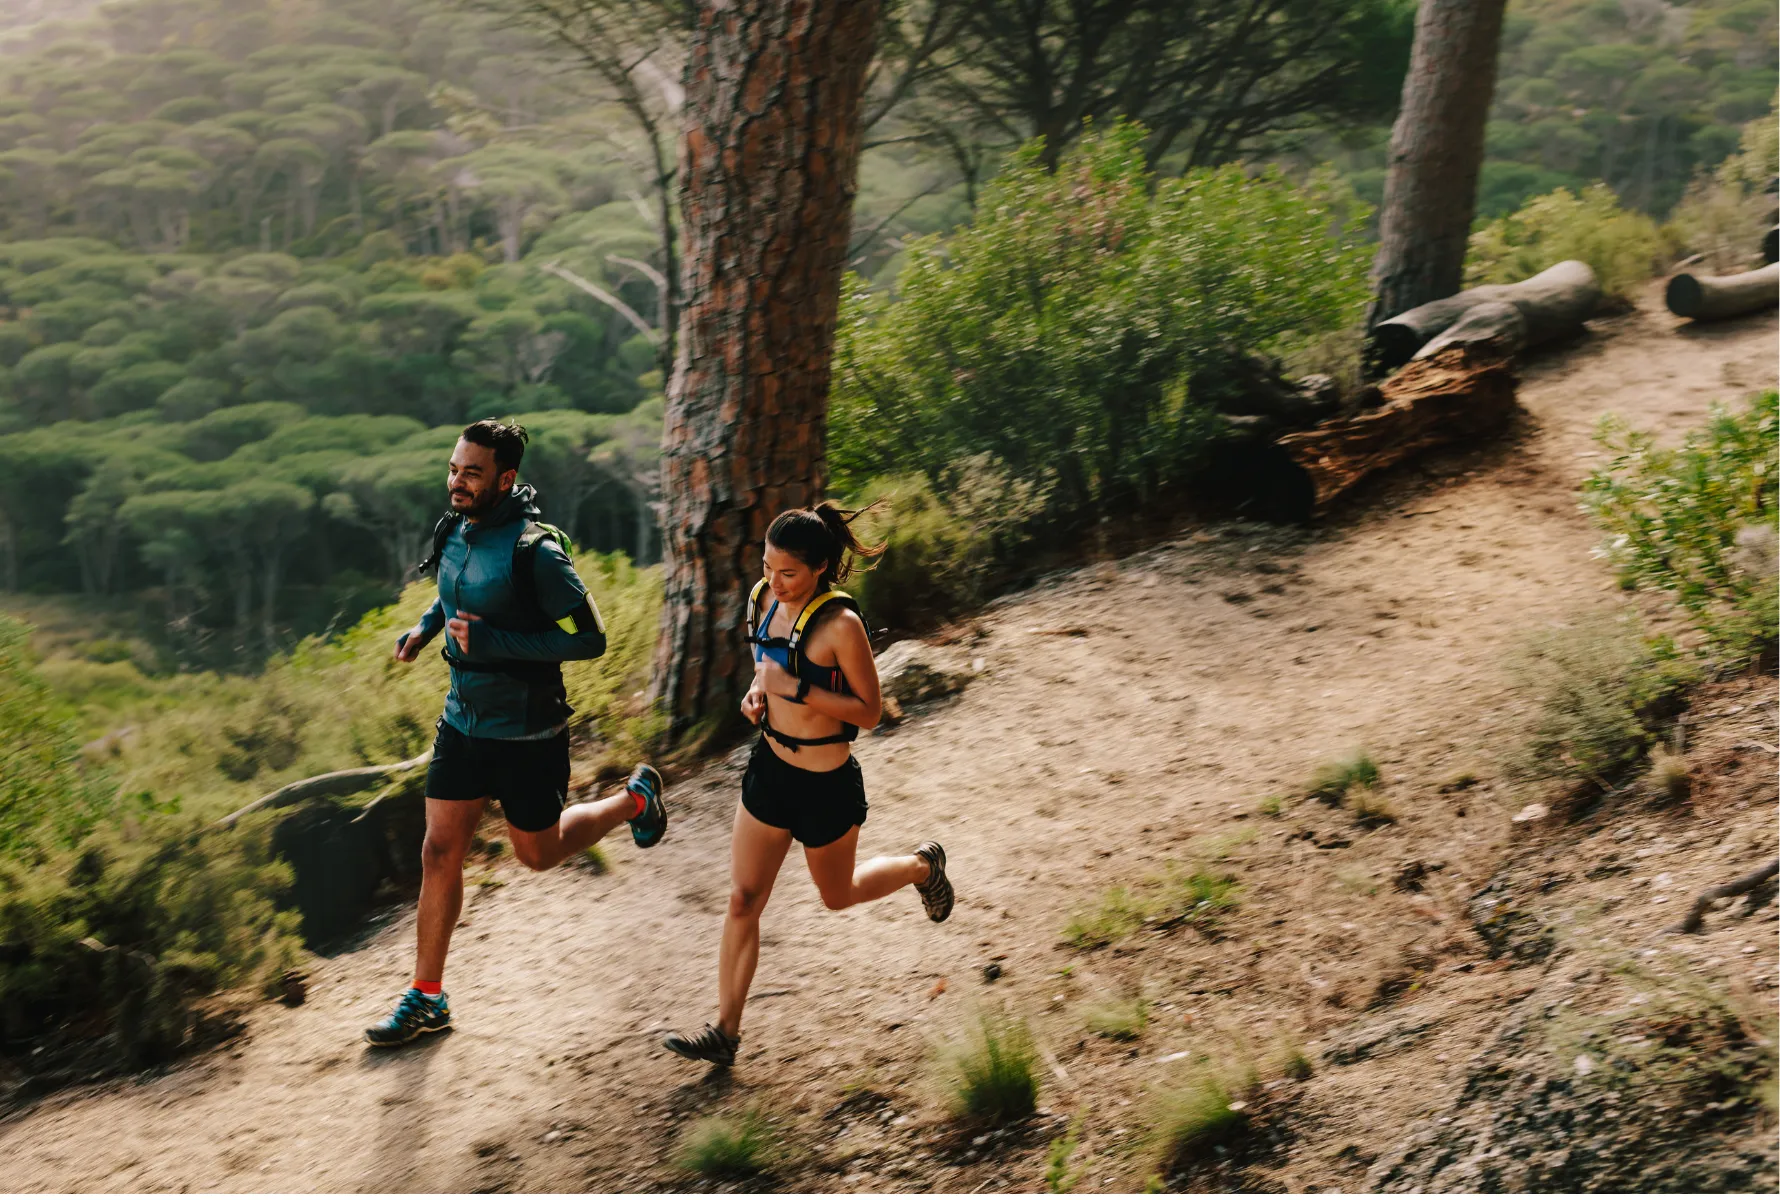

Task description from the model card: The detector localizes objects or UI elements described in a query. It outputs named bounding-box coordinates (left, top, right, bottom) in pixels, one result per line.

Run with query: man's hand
left=446, top=611, right=481, bottom=656
left=740, top=683, right=767, bottom=725
left=394, top=626, right=426, bottom=663
left=755, top=657, right=799, bottom=699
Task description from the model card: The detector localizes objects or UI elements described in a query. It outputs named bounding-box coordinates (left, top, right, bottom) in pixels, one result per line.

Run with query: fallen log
left=1369, top=260, right=1601, bottom=371
left=1664, top=263, right=1780, bottom=321
left=1412, top=300, right=1527, bottom=361
left=1764, top=225, right=1778, bottom=266
left=1277, top=345, right=1518, bottom=512
left=215, top=751, right=431, bottom=830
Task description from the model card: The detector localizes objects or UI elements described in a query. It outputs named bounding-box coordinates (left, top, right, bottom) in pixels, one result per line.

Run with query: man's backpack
left=415, top=483, right=575, bottom=627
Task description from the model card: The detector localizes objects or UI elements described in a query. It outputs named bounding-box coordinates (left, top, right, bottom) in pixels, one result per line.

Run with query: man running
left=365, top=418, right=667, bottom=1047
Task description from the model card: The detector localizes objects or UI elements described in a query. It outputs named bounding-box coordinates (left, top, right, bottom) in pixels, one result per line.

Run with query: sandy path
left=1, top=291, right=1773, bottom=1193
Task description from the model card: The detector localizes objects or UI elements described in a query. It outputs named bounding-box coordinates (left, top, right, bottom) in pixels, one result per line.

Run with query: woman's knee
left=817, top=887, right=855, bottom=912
left=728, top=884, right=771, bottom=920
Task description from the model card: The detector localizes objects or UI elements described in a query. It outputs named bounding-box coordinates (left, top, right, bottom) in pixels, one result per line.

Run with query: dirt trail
left=3, top=291, right=1775, bottom=1193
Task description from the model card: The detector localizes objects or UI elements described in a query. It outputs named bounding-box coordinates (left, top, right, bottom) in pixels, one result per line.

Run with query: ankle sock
left=626, top=784, right=648, bottom=819
left=414, top=979, right=442, bottom=997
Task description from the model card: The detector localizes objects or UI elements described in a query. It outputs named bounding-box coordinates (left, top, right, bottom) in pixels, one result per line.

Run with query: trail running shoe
left=663, top=1022, right=738, bottom=1067
left=914, top=841, right=954, bottom=923
left=627, top=763, right=667, bottom=849
left=364, top=987, right=451, bottom=1047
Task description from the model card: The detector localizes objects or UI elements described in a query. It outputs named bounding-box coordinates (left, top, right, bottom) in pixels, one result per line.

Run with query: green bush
left=0, top=613, right=120, bottom=858
left=1582, top=391, right=1778, bottom=668
left=675, top=1109, right=776, bottom=1179
left=1507, top=613, right=1699, bottom=789
left=1306, top=750, right=1380, bottom=803
left=832, top=123, right=1369, bottom=624
left=0, top=814, right=303, bottom=1072
left=1667, top=106, right=1780, bottom=275
left=942, top=1011, right=1041, bottom=1124
left=1465, top=183, right=1664, bottom=306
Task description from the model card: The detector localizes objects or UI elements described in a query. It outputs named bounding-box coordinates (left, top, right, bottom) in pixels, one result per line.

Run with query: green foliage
left=941, top=1011, right=1041, bottom=1125
left=0, top=813, right=303, bottom=1071
left=1508, top=613, right=1700, bottom=789
left=1066, top=867, right=1240, bottom=947
left=1044, top=1110, right=1088, bottom=1192
left=1157, top=869, right=1241, bottom=931
left=1582, top=391, right=1778, bottom=667
left=832, top=124, right=1368, bottom=626
left=1668, top=104, right=1780, bottom=273
left=0, top=612, right=119, bottom=856
left=1306, top=750, right=1380, bottom=803
left=674, top=1109, right=776, bottom=1180
left=1466, top=184, right=1665, bottom=305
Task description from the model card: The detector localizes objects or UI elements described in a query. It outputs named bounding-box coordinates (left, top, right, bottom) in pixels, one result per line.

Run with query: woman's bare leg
left=718, top=804, right=794, bottom=1037
left=803, top=826, right=929, bottom=910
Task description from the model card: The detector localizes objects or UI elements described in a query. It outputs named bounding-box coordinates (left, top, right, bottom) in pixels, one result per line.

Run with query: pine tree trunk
left=1365, top=0, right=1509, bottom=333
left=651, top=0, right=881, bottom=738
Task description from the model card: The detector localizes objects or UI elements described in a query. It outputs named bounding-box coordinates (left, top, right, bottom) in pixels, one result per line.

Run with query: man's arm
left=470, top=540, right=607, bottom=662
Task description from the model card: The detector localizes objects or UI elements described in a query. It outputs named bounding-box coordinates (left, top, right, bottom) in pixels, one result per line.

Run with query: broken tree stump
left=1276, top=346, right=1518, bottom=512
left=1369, top=260, right=1602, bottom=371
left=1664, top=262, right=1780, bottom=321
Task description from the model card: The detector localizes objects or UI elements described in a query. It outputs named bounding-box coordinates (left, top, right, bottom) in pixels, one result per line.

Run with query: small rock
left=981, top=962, right=1002, bottom=983
left=1511, top=803, right=1550, bottom=826
left=543, top=1130, right=561, bottom=1143
left=1574, top=1054, right=1595, bottom=1077
left=875, top=641, right=973, bottom=706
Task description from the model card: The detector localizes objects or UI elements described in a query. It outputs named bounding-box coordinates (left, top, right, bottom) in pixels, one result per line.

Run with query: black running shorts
left=425, top=718, right=568, bottom=834
left=741, top=737, right=868, bottom=848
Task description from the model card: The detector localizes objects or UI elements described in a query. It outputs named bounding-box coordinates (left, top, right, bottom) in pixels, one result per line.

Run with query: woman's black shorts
left=425, top=718, right=568, bottom=834
left=741, top=738, right=868, bottom=848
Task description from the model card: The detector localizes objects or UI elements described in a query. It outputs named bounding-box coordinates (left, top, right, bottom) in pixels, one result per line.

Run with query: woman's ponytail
left=767, top=500, right=885, bottom=590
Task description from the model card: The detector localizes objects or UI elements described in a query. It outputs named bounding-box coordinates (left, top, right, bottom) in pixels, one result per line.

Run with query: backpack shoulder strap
left=786, top=590, right=861, bottom=670
left=416, top=511, right=461, bottom=577
left=511, top=520, right=568, bottom=625
left=745, top=579, right=772, bottom=642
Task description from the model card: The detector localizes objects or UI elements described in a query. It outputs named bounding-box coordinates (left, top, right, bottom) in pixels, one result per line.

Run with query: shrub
left=1045, top=1111, right=1087, bottom=1192
left=1582, top=391, right=1778, bottom=669
left=1507, top=613, right=1699, bottom=789
left=1667, top=106, right=1779, bottom=274
left=1306, top=750, right=1380, bottom=803
left=1465, top=183, right=1663, bottom=306
left=675, top=1109, right=775, bottom=1179
left=832, top=123, right=1369, bottom=619
left=942, top=1011, right=1041, bottom=1124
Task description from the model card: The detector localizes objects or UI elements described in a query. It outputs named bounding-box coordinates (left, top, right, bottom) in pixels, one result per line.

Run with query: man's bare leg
left=414, top=796, right=485, bottom=983
left=506, top=786, right=640, bottom=871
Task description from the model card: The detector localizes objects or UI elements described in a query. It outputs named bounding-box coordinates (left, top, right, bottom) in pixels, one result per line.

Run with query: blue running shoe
left=364, top=987, right=451, bottom=1047
left=627, top=763, right=667, bottom=849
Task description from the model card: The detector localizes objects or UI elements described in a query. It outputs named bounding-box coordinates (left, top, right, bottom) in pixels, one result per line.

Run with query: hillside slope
left=0, top=287, right=1774, bottom=1192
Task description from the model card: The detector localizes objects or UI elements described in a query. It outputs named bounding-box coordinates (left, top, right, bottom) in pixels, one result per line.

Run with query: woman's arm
left=756, top=609, right=882, bottom=729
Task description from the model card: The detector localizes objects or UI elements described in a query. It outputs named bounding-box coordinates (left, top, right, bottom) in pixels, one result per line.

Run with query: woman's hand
left=755, top=656, right=799, bottom=699
left=740, top=684, right=766, bottom=725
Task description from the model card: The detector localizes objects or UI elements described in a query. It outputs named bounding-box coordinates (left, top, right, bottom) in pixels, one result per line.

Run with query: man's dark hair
left=460, top=418, right=529, bottom=473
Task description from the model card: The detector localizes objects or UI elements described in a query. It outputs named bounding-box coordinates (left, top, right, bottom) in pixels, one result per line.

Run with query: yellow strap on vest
left=789, top=590, right=853, bottom=645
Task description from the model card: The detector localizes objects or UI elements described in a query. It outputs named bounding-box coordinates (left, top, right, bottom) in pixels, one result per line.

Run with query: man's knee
left=420, top=832, right=470, bottom=874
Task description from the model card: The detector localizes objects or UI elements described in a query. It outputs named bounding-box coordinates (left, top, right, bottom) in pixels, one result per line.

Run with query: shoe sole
left=916, top=842, right=953, bottom=922
left=363, top=1021, right=451, bottom=1048
left=631, top=764, right=667, bottom=848
left=663, top=1042, right=734, bottom=1068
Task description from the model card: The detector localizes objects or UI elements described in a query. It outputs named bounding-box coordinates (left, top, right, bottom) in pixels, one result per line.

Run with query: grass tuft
left=1151, top=1071, right=1249, bottom=1170
left=1306, top=751, right=1380, bottom=803
left=1256, top=794, right=1286, bottom=818
left=1344, top=784, right=1398, bottom=827
left=1064, top=886, right=1146, bottom=948
left=1085, top=997, right=1149, bottom=1041
left=941, top=1012, right=1041, bottom=1125
left=1648, top=751, right=1691, bottom=804
left=1044, top=1110, right=1087, bottom=1192
left=675, top=1109, right=775, bottom=1179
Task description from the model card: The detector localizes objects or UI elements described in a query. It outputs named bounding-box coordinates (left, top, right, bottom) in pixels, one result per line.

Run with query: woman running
left=663, top=503, right=954, bottom=1067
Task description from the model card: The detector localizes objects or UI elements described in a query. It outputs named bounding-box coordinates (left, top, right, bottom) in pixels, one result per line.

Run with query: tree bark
left=1276, top=346, right=1519, bottom=512
left=1412, top=300, right=1526, bottom=361
left=1366, top=0, right=1510, bottom=333
left=1371, top=259, right=1601, bottom=370
left=652, top=0, right=881, bottom=738
left=1664, top=263, right=1780, bottom=321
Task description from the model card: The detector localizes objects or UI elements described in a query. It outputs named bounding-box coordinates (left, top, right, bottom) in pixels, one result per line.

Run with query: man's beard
left=452, top=483, right=507, bottom=518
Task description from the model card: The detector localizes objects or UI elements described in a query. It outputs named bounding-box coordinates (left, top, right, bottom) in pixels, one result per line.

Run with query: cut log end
left=1664, top=273, right=1705, bottom=318
left=1666, top=263, right=1780, bottom=322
